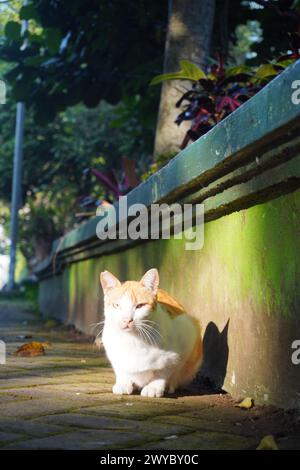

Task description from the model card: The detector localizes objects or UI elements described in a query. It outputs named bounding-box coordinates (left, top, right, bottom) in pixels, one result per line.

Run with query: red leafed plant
left=151, top=34, right=300, bottom=149
left=75, top=156, right=140, bottom=222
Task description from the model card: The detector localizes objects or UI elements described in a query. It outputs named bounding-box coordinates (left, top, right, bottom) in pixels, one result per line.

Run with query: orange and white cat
left=100, top=268, right=202, bottom=398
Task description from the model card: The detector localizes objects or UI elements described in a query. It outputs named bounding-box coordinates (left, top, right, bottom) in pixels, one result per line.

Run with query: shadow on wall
left=191, top=319, right=230, bottom=394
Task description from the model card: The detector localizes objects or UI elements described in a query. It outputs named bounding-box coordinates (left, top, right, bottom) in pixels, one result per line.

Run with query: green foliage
left=0, top=0, right=167, bottom=122
left=4, top=21, right=21, bottom=40
left=0, top=1, right=21, bottom=37
left=15, top=249, right=27, bottom=282
left=141, top=151, right=177, bottom=182
left=151, top=51, right=299, bottom=149
left=150, top=60, right=206, bottom=85
left=239, top=0, right=300, bottom=64
left=229, top=20, right=263, bottom=64
left=255, top=63, right=278, bottom=79
left=19, top=3, right=40, bottom=22
left=18, top=193, right=71, bottom=262
left=0, top=94, right=156, bottom=262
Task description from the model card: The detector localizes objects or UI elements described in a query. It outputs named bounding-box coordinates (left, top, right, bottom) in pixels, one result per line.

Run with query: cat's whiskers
left=136, top=324, right=150, bottom=345
left=136, top=323, right=152, bottom=346
left=141, top=321, right=162, bottom=339
left=136, top=320, right=161, bottom=346
left=140, top=326, right=156, bottom=346
left=95, top=328, right=105, bottom=339
left=89, top=320, right=105, bottom=339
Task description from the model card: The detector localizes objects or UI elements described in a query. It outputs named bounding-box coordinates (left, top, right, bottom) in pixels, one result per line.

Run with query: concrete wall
left=39, top=190, right=300, bottom=408
left=37, top=61, right=300, bottom=408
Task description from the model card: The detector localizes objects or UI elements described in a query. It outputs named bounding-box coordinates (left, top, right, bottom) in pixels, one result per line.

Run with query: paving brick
left=1, top=301, right=299, bottom=450
left=150, top=414, right=256, bottom=437
left=79, top=400, right=188, bottom=420
left=134, top=430, right=256, bottom=450
left=0, top=417, right=71, bottom=438
left=0, top=393, right=123, bottom=419
left=277, top=435, right=300, bottom=450
left=0, top=392, right=33, bottom=403
left=0, top=431, right=27, bottom=446
left=32, top=413, right=191, bottom=438
left=3, top=429, right=157, bottom=450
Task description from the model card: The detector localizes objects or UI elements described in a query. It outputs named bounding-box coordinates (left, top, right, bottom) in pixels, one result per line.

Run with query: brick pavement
left=0, top=301, right=299, bottom=450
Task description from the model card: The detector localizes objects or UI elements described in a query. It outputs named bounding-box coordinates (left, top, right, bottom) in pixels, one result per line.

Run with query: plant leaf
left=24, top=56, right=46, bottom=67
left=150, top=60, right=206, bottom=85
left=198, top=78, right=214, bottom=92
left=255, top=64, right=278, bottom=79
left=19, top=4, right=40, bottom=21
left=45, top=28, right=62, bottom=55
left=225, top=65, right=253, bottom=77
left=4, top=21, right=21, bottom=41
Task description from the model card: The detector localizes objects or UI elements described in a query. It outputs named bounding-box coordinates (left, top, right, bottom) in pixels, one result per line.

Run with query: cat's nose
left=122, top=319, right=134, bottom=329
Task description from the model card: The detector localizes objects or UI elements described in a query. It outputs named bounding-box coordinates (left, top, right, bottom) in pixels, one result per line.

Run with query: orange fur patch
left=157, top=289, right=185, bottom=317
left=182, top=317, right=203, bottom=384
left=106, top=281, right=156, bottom=308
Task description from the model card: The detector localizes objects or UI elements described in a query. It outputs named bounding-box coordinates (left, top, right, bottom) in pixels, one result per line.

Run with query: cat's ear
left=100, top=271, right=121, bottom=294
left=140, top=268, right=159, bottom=295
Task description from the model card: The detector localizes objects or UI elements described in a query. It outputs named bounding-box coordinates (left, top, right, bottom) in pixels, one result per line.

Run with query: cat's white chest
left=102, top=325, right=179, bottom=376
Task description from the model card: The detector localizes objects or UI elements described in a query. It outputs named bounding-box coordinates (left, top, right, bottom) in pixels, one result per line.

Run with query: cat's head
left=100, top=268, right=159, bottom=332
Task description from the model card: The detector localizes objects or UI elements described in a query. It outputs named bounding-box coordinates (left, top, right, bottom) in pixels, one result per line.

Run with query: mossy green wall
left=39, top=189, right=300, bottom=408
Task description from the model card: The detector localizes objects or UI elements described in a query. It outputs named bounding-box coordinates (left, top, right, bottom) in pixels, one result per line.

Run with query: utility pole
left=7, top=1, right=28, bottom=290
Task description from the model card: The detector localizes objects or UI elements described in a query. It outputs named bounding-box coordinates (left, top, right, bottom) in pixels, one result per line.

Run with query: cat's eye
left=136, top=303, right=146, bottom=309
left=112, top=303, right=119, bottom=309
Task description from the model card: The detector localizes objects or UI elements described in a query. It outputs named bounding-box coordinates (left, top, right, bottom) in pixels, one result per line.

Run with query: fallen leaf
left=14, top=342, right=46, bottom=357
left=236, top=397, right=254, bottom=409
left=256, top=435, right=279, bottom=450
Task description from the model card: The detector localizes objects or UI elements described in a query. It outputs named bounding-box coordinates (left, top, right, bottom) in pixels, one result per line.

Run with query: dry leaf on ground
left=235, top=397, right=254, bottom=409
left=14, top=342, right=47, bottom=357
left=256, top=435, right=279, bottom=450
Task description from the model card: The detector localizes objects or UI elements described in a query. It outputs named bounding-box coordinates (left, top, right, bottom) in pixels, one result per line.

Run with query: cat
left=100, top=268, right=202, bottom=398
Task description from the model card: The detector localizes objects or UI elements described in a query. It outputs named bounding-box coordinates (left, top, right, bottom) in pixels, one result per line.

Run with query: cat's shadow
left=165, top=319, right=230, bottom=398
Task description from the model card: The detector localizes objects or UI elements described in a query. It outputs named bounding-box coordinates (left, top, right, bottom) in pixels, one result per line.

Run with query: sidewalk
left=0, top=301, right=299, bottom=450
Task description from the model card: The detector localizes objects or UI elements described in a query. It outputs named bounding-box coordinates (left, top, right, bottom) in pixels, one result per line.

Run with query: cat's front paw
left=141, top=381, right=165, bottom=398
left=112, top=383, right=134, bottom=395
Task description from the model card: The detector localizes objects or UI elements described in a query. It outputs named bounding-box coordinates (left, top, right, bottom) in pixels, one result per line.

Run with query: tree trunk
left=154, top=0, right=216, bottom=159
left=211, top=0, right=230, bottom=61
